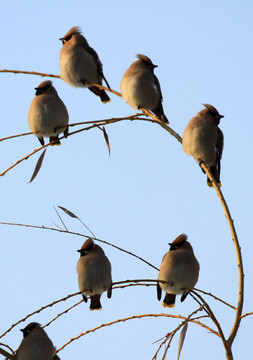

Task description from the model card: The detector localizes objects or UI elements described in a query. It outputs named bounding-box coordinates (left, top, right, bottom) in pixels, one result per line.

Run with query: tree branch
left=199, top=163, right=244, bottom=348
left=55, top=312, right=218, bottom=355
left=191, top=290, right=233, bottom=359
left=0, top=221, right=159, bottom=271
left=194, top=288, right=236, bottom=310
left=0, top=347, right=15, bottom=360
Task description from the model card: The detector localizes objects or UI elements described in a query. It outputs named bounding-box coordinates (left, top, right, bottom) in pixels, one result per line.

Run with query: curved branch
left=0, top=347, right=15, bottom=360
left=0, top=116, right=148, bottom=177
left=0, top=68, right=243, bottom=358
left=240, top=311, right=253, bottom=319
left=191, top=290, right=232, bottom=359
left=43, top=300, right=83, bottom=329
left=55, top=312, right=218, bottom=355
left=0, top=290, right=82, bottom=339
left=200, top=163, right=244, bottom=347
left=0, top=221, right=159, bottom=271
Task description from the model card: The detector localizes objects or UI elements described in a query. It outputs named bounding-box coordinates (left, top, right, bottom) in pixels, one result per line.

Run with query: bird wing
left=216, top=127, right=224, bottom=161
left=153, top=74, right=163, bottom=101
left=84, top=45, right=111, bottom=89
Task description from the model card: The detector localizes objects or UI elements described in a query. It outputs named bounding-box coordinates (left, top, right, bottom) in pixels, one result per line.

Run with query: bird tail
left=207, top=165, right=221, bottom=188
left=88, top=86, right=111, bottom=103
left=162, top=293, right=176, bottom=308
left=90, top=294, right=102, bottom=311
left=151, top=104, right=169, bottom=124
left=49, top=136, right=61, bottom=146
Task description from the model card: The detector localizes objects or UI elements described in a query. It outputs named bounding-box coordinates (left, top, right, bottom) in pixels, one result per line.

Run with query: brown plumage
left=76, top=238, right=112, bottom=311
left=59, top=26, right=110, bottom=103
left=16, top=322, right=60, bottom=360
left=28, top=80, right=69, bottom=146
left=121, top=54, right=169, bottom=123
left=182, top=104, right=224, bottom=187
left=157, top=234, right=199, bottom=308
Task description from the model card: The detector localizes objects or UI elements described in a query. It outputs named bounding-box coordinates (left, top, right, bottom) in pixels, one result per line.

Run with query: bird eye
left=65, top=35, right=72, bottom=42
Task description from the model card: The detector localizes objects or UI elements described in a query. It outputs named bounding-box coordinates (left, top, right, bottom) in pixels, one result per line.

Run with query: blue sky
left=0, top=1, right=252, bottom=359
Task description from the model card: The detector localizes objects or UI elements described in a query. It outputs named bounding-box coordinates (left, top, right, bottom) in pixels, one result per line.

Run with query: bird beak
left=219, top=115, right=224, bottom=118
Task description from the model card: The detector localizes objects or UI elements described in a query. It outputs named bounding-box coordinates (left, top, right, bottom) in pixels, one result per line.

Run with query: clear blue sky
left=0, top=1, right=252, bottom=359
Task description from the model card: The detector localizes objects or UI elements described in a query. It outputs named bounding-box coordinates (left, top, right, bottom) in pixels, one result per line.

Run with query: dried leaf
left=102, top=126, right=110, bottom=155
left=28, top=149, right=46, bottom=183
left=58, top=205, right=96, bottom=238
left=58, top=206, right=78, bottom=219
left=177, top=323, right=188, bottom=360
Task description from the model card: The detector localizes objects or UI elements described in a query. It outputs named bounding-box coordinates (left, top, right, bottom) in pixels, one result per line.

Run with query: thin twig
left=160, top=306, right=204, bottom=360
left=0, top=131, right=32, bottom=142
left=0, top=69, right=60, bottom=78
left=53, top=206, right=68, bottom=231
left=240, top=312, right=253, bottom=319
left=0, top=290, right=82, bottom=339
left=194, top=288, right=236, bottom=310
left=43, top=300, right=83, bottom=328
left=191, top=290, right=232, bottom=359
left=0, top=115, right=150, bottom=177
left=0, top=279, right=159, bottom=339
left=0, top=222, right=159, bottom=271
left=55, top=312, right=218, bottom=355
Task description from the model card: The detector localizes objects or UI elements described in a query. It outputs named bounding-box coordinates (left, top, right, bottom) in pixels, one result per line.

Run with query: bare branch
left=0, top=343, right=15, bottom=355
left=0, top=347, right=15, bottom=360
left=0, top=222, right=159, bottom=271
left=55, top=312, right=218, bottom=355
left=199, top=163, right=244, bottom=348
left=191, top=290, right=232, bottom=359
left=0, top=290, right=82, bottom=339
left=194, top=288, right=236, bottom=310
left=240, top=312, right=253, bottom=319
left=43, top=300, right=83, bottom=329
left=57, top=206, right=96, bottom=238
left=0, top=132, right=32, bottom=142
left=0, top=69, right=60, bottom=79
left=53, top=206, right=68, bottom=231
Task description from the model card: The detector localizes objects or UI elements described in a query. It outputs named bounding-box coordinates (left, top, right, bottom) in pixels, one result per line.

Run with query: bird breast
left=121, top=70, right=160, bottom=109
left=77, top=255, right=112, bottom=296
left=60, top=44, right=100, bottom=87
left=28, top=95, right=68, bottom=137
left=183, top=119, right=218, bottom=166
left=158, top=251, right=199, bottom=295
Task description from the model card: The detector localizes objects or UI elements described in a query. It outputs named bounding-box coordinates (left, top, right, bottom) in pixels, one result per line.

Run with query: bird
left=59, top=26, right=111, bottom=103
left=16, top=322, right=60, bottom=360
left=76, top=238, right=112, bottom=310
left=120, top=54, right=169, bottom=123
left=28, top=80, right=69, bottom=146
left=182, top=104, right=224, bottom=187
left=157, top=234, right=199, bottom=308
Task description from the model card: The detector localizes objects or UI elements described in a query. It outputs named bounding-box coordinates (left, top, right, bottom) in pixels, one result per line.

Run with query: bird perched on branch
left=182, top=104, right=224, bottom=187
left=28, top=80, right=69, bottom=146
left=59, top=26, right=111, bottom=103
left=157, top=234, right=199, bottom=308
left=77, top=238, right=112, bottom=310
left=16, top=322, right=60, bottom=360
left=121, top=54, right=169, bottom=123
